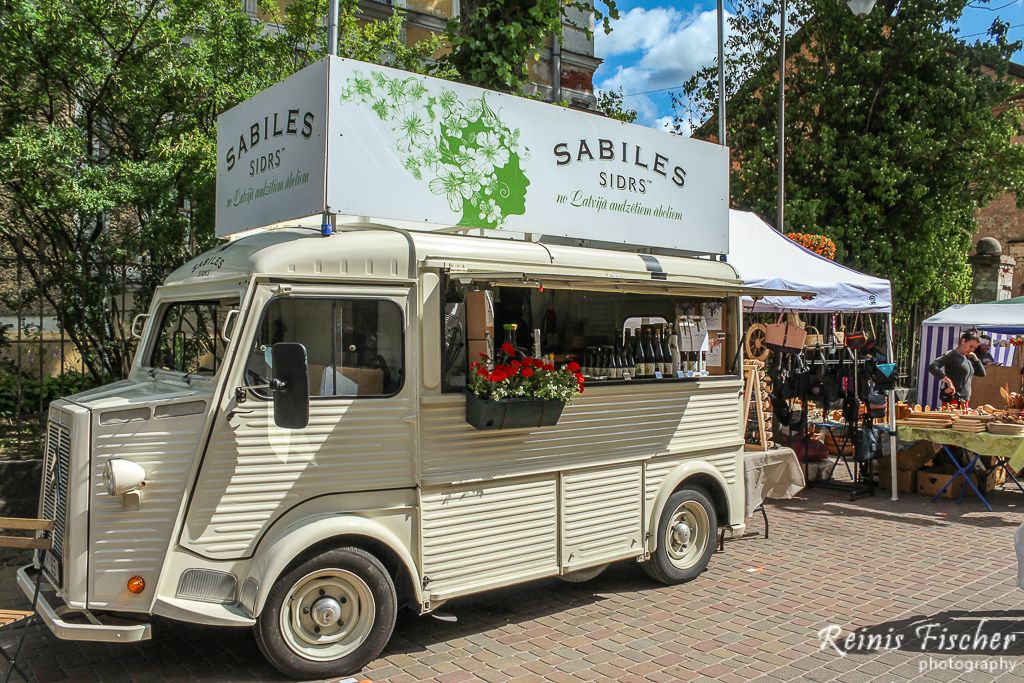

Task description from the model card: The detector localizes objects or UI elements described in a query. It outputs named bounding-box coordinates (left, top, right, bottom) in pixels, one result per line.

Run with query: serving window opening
left=441, top=280, right=737, bottom=391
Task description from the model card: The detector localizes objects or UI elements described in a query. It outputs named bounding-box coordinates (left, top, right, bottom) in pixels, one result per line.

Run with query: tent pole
left=887, top=312, right=898, bottom=502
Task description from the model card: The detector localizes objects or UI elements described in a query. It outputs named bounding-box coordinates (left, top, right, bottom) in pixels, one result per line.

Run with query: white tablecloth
left=744, top=447, right=806, bottom=517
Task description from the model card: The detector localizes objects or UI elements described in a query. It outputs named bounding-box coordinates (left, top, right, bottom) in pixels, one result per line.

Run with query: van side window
left=246, top=298, right=404, bottom=398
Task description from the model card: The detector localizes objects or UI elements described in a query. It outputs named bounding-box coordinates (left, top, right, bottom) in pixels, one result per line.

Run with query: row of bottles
left=580, top=326, right=709, bottom=380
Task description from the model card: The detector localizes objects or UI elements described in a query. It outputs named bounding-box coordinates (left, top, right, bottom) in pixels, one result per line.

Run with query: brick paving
left=3, top=485, right=1024, bottom=682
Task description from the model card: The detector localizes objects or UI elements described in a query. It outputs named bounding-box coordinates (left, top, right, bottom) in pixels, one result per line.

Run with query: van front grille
left=41, top=416, right=72, bottom=585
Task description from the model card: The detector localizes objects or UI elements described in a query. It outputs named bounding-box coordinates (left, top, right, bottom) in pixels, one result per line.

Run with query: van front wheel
left=255, top=547, right=397, bottom=679
left=642, top=487, right=717, bottom=585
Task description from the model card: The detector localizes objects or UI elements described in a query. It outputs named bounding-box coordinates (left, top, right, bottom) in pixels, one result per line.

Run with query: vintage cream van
left=18, top=222, right=781, bottom=678
left=19, top=56, right=788, bottom=679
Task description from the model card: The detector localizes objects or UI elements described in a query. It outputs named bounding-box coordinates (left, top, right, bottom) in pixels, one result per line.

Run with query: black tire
left=642, top=487, right=718, bottom=585
left=255, top=546, right=397, bottom=680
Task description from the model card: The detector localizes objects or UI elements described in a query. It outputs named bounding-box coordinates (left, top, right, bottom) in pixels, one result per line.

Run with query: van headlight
left=102, top=459, right=147, bottom=496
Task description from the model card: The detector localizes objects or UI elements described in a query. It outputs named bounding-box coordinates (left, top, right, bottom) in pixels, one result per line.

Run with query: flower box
left=465, top=391, right=566, bottom=430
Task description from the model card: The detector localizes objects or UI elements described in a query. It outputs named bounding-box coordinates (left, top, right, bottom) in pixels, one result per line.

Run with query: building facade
left=247, top=0, right=602, bottom=109
left=971, top=62, right=1024, bottom=297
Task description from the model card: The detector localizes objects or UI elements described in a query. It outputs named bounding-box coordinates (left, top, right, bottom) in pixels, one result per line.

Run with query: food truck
left=19, top=57, right=790, bottom=679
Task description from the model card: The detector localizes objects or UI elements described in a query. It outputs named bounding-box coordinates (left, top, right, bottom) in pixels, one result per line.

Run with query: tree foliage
left=446, top=0, right=618, bottom=93
left=676, top=0, right=1024, bottom=311
left=595, top=87, right=637, bottom=123
left=0, top=0, right=447, bottom=381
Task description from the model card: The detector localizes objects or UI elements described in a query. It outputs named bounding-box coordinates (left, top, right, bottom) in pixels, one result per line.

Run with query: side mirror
left=271, top=343, right=309, bottom=429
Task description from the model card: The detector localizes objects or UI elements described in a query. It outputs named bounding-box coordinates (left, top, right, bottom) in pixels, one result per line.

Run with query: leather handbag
left=845, top=313, right=867, bottom=350
left=765, top=313, right=807, bottom=352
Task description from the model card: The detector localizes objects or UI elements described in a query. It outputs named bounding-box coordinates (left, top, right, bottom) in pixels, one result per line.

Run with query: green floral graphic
left=340, top=71, right=530, bottom=229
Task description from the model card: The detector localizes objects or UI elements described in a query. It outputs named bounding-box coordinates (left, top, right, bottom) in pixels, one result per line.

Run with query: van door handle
left=227, top=409, right=254, bottom=420
left=403, top=414, right=417, bottom=424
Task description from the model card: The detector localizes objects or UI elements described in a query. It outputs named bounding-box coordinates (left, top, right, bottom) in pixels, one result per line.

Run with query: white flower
left=461, top=165, right=486, bottom=193
left=475, top=131, right=510, bottom=169
left=420, top=147, right=441, bottom=170
left=429, top=170, right=472, bottom=212
left=481, top=198, right=501, bottom=224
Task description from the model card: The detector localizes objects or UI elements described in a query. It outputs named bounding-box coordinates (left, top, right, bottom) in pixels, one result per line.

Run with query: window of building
left=246, top=297, right=404, bottom=398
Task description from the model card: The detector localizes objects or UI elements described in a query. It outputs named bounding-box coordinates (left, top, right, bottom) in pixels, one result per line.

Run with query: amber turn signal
left=127, top=576, right=145, bottom=594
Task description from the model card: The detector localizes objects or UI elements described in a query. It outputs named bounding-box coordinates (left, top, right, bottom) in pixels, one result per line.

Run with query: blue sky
left=593, top=0, right=1024, bottom=132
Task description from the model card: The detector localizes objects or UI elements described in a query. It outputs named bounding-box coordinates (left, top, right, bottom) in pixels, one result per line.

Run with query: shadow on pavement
left=772, top=486, right=1024, bottom=529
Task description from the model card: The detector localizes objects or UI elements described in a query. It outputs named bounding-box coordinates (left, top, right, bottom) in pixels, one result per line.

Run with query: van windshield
left=147, top=298, right=239, bottom=376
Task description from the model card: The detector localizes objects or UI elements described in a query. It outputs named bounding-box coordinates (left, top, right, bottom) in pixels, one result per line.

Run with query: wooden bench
left=1, top=517, right=54, bottom=682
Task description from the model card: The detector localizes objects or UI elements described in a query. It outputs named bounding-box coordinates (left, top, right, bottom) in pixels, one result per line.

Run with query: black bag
left=855, top=426, right=882, bottom=462
left=869, top=360, right=897, bottom=392
left=867, top=388, right=887, bottom=419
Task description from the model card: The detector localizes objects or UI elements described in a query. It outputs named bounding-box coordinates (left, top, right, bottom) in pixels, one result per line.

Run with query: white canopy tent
left=726, top=210, right=900, bottom=500
left=727, top=210, right=892, bottom=313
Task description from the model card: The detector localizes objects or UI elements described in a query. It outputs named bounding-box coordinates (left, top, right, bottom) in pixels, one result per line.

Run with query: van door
left=182, top=285, right=416, bottom=559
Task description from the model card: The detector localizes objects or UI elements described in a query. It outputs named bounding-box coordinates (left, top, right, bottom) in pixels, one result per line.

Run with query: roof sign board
left=216, top=57, right=729, bottom=254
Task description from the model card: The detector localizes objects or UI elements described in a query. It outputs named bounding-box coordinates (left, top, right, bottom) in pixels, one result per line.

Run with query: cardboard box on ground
left=914, top=468, right=1003, bottom=498
left=877, top=440, right=939, bottom=494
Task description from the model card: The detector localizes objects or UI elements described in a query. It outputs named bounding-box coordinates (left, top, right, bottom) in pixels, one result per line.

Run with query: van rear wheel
left=642, top=487, right=717, bottom=585
left=255, top=547, right=397, bottom=679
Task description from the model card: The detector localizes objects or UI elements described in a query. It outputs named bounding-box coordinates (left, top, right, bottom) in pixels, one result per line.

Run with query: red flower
left=500, top=342, right=517, bottom=356
left=543, top=364, right=555, bottom=372
left=511, top=359, right=521, bottom=368
left=522, top=367, right=534, bottom=378
left=566, top=361, right=580, bottom=373
left=478, top=352, right=489, bottom=359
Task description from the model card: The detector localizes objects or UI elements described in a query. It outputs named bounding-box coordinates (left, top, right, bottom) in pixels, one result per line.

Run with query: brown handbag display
left=765, top=313, right=807, bottom=352
left=844, top=312, right=867, bottom=350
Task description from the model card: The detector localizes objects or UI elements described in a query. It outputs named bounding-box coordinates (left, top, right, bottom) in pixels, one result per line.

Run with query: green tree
left=0, top=0, right=447, bottom=381
left=446, top=0, right=619, bottom=93
left=596, top=87, right=637, bottom=123
left=677, top=0, right=1024, bottom=311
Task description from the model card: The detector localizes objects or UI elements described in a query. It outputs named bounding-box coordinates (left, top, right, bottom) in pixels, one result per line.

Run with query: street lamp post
left=776, top=0, right=878, bottom=232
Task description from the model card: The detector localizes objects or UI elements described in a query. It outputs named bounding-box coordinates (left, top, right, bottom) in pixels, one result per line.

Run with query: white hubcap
left=280, top=568, right=375, bottom=662
left=665, top=501, right=710, bottom=569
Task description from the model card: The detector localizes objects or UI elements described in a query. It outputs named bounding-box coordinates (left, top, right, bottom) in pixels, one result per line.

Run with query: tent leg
left=887, top=313, right=899, bottom=502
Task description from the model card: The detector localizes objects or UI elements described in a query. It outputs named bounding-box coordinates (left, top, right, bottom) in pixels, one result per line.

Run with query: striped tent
left=916, top=327, right=1016, bottom=408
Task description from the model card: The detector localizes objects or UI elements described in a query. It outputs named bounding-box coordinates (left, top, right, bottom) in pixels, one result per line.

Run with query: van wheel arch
left=673, top=473, right=730, bottom=526
left=269, top=534, right=417, bottom=613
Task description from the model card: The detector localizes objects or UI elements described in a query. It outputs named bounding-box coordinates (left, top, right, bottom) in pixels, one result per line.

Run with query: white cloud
left=595, top=6, right=732, bottom=130
left=594, top=7, right=679, bottom=59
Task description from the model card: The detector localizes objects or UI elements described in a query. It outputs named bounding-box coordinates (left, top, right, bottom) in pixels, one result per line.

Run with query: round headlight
left=102, top=459, right=146, bottom=496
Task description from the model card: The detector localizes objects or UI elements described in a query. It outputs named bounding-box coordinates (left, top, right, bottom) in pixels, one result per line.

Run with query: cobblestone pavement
left=3, top=485, right=1024, bottom=682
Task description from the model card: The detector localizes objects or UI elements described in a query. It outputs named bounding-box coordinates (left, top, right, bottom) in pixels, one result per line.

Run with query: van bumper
left=17, top=565, right=152, bottom=643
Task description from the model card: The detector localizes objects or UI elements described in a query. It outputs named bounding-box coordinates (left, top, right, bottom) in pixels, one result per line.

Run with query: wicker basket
left=803, top=326, right=823, bottom=348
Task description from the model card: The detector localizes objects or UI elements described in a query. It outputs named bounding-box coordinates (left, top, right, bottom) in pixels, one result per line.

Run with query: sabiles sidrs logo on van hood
left=223, top=109, right=317, bottom=177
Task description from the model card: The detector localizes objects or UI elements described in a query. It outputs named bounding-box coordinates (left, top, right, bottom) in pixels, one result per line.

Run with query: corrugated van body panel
left=560, top=464, right=643, bottom=569
left=420, top=380, right=743, bottom=484
left=183, top=397, right=415, bottom=558
left=421, top=477, right=558, bottom=599
left=89, top=404, right=207, bottom=610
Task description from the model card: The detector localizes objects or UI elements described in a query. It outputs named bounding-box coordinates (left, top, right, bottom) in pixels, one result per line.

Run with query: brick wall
left=970, top=63, right=1024, bottom=296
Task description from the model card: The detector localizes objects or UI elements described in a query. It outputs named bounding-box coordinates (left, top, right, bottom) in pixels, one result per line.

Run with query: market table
left=737, top=448, right=805, bottom=543
left=897, top=425, right=1024, bottom=511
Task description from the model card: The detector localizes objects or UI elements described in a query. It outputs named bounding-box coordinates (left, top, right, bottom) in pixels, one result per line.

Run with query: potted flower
left=466, top=343, right=585, bottom=430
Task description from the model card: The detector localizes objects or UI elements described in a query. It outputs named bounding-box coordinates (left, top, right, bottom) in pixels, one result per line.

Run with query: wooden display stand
left=743, top=360, right=772, bottom=451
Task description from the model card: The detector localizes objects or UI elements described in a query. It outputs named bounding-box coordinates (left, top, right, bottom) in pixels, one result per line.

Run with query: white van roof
left=165, top=226, right=773, bottom=298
